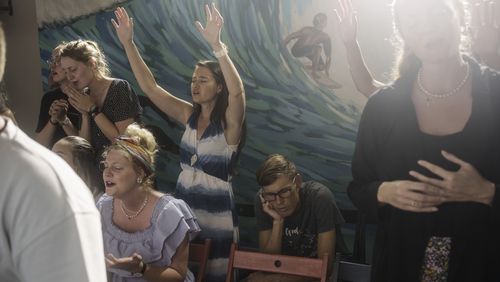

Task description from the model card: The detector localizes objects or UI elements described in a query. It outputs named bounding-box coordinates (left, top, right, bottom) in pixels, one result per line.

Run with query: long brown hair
left=193, top=61, right=228, bottom=125
left=192, top=61, right=246, bottom=172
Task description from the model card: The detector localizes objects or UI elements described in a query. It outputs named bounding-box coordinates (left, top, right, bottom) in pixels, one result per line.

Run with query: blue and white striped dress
left=176, top=112, right=239, bottom=282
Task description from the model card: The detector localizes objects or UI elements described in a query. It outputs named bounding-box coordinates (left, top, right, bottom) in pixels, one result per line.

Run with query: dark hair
left=256, top=154, right=298, bottom=186
left=58, top=136, right=102, bottom=197
left=60, top=39, right=111, bottom=78
left=0, top=81, right=7, bottom=116
left=313, top=13, right=327, bottom=28
left=0, top=23, right=5, bottom=81
left=391, top=0, right=470, bottom=79
left=193, top=61, right=228, bottom=125
left=192, top=61, right=247, bottom=173
left=0, top=23, right=6, bottom=112
left=47, top=42, right=68, bottom=89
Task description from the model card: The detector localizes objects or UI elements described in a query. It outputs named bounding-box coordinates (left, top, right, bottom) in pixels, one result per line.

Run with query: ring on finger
left=411, top=200, right=418, bottom=207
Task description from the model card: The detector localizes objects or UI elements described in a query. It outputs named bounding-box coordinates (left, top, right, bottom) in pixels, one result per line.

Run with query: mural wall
left=38, top=0, right=375, bottom=209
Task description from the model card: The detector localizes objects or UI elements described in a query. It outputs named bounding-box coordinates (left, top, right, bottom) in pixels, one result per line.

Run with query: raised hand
left=334, top=0, right=358, bottom=46
left=195, top=3, right=224, bottom=48
left=409, top=150, right=495, bottom=205
left=61, top=84, right=95, bottom=114
left=49, top=99, right=69, bottom=123
left=112, top=7, right=134, bottom=45
left=471, top=1, right=499, bottom=55
left=377, top=180, right=445, bottom=212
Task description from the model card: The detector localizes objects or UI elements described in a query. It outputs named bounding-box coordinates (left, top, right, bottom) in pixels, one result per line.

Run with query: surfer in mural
left=112, top=4, right=245, bottom=281
left=284, top=13, right=340, bottom=88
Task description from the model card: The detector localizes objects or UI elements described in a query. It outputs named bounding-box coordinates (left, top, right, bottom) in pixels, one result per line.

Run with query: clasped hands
left=378, top=150, right=495, bottom=213
left=49, top=99, right=68, bottom=124
left=61, top=83, right=96, bottom=114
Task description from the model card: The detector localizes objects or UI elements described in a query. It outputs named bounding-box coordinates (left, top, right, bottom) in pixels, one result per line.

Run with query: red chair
left=225, top=243, right=329, bottom=282
left=188, top=238, right=212, bottom=282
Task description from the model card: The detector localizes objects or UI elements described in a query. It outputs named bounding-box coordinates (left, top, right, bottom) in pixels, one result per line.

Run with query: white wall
left=0, top=0, right=43, bottom=136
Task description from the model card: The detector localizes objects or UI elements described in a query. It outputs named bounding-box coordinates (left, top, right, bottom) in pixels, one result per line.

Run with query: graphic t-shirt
left=255, top=181, right=347, bottom=257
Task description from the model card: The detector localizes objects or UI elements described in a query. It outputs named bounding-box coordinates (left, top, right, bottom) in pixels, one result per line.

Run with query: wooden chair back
left=225, top=243, right=328, bottom=282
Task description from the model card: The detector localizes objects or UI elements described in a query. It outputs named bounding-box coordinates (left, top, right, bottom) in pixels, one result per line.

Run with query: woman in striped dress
left=112, top=4, right=245, bottom=281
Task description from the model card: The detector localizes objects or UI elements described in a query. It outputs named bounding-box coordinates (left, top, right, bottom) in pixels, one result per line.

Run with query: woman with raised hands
left=112, top=4, right=245, bottom=281
left=97, top=124, right=200, bottom=282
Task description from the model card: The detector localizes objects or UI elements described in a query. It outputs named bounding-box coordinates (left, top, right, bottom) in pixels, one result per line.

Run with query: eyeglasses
left=260, top=176, right=297, bottom=202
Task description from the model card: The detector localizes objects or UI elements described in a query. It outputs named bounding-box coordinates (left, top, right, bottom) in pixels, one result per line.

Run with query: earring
left=137, top=177, right=143, bottom=184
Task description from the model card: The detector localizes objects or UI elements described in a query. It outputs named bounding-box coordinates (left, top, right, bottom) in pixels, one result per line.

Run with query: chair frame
left=225, top=243, right=329, bottom=282
left=188, top=238, right=212, bottom=282
left=336, top=260, right=371, bottom=282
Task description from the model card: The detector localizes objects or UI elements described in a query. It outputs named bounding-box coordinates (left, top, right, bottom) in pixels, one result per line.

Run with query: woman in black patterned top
left=60, top=40, right=142, bottom=152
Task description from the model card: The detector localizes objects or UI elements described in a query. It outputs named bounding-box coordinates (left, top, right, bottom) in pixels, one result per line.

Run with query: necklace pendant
left=120, top=193, right=149, bottom=220
left=190, top=154, right=198, bottom=166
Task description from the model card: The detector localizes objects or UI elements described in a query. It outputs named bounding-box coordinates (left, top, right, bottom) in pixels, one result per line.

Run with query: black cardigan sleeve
left=347, top=93, right=384, bottom=218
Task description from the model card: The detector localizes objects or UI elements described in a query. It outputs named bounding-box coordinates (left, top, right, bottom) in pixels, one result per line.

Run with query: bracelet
left=60, top=117, right=71, bottom=127
left=131, top=260, right=147, bottom=277
left=49, top=119, right=58, bottom=126
left=89, top=105, right=100, bottom=118
left=140, top=260, right=148, bottom=275
left=213, top=43, right=228, bottom=58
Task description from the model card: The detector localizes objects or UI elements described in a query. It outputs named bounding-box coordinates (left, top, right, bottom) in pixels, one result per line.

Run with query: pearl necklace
left=120, top=193, right=149, bottom=220
left=417, top=63, right=470, bottom=106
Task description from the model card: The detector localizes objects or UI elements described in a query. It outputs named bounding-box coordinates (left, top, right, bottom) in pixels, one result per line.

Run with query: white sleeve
left=2, top=138, right=107, bottom=282
left=17, top=213, right=106, bottom=282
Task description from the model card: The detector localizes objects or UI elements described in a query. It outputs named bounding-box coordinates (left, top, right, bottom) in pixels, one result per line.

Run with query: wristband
left=60, top=117, right=71, bottom=127
left=140, top=261, right=147, bottom=275
left=89, top=105, right=100, bottom=118
left=131, top=260, right=147, bottom=277
left=213, top=44, right=228, bottom=58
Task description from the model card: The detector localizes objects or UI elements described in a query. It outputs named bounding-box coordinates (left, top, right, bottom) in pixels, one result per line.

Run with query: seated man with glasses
left=248, top=154, right=346, bottom=282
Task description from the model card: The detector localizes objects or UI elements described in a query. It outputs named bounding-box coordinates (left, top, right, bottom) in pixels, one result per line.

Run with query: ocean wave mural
left=38, top=0, right=362, bottom=209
